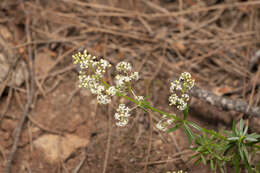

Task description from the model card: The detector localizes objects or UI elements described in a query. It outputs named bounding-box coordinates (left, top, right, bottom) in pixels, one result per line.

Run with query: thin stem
left=119, top=92, right=228, bottom=140
left=100, top=80, right=260, bottom=148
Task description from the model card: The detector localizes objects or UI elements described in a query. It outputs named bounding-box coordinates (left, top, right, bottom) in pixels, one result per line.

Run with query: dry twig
left=143, top=112, right=153, bottom=173
left=190, top=86, right=260, bottom=118
left=102, top=106, right=112, bottom=173
left=5, top=17, right=35, bottom=173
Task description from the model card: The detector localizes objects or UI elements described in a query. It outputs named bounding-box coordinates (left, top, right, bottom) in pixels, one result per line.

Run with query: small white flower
left=97, top=94, right=111, bottom=104
left=96, top=85, right=105, bottom=95
left=135, top=95, right=144, bottom=101
left=169, top=94, right=187, bottom=110
left=95, top=68, right=102, bottom=76
left=130, top=72, right=139, bottom=81
left=156, top=120, right=167, bottom=131
left=170, top=80, right=182, bottom=92
left=115, top=75, right=125, bottom=87
left=169, top=72, right=194, bottom=110
left=177, top=99, right=187, bottom=111
left=116, top=118, right=129, bottom=127
left=182, top=94, right=189, bottom=102
left=179, top=72, right=191, bottom=81
left=114, top=113, right=121, bottom=120
left=167, top=119, right=174, bottom=125
left=156, top=114, right=176, bottom=131
left=92, top=61, right=99, bottom=67
left=184, top=79, right=195, bottom=90
left=180, top=72, right=195, bottom=90
left=117, top=104, right=131, bottom=116
left=100, top=59, right=111, bottom=69
left=169, top=94, right=178, bottom=106
left=114, top=104, right=131, bottom=127
left=116, top=61, right=132, bottom=73
left=124, top=76, right=131, bottom=83
left=78, top=73, right=87, bottom=88
left=107, top=86, right=117, bottom=96
left=115, top=75, right=132, bottom=89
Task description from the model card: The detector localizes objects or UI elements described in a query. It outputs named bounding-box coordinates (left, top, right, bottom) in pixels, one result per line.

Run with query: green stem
left=120, top=92, right=228, bottom=140
left=100, top=80, right=260, bottom=148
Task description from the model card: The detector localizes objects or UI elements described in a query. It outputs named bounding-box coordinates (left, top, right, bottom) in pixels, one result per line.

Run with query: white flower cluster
left=179, top=72, right=195, bottom=90
left=116, top=61, right=132, bottom=72
left=156, top=115, right=175, bottom=131
left=114, top=62, right=140, bottom=126
left=72, top=50, right=114, bottom=104
left=114, top=104, right=131, bottom=127
left=115, top=62, right=139, bottom=94
left=73, top=50, right=111, bottom=74
left=73, top=50, right=141, bottom=127
left=169, top=72, right=194, bottom=111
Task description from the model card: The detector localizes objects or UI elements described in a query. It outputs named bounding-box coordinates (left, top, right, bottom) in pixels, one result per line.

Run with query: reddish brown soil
left=0, top=0, right=259, bottom=173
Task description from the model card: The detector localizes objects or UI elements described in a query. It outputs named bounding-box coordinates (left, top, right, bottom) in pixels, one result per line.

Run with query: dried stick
left=143, top=113, right=153, bottom=173
left=102, top=106, right=112, bottom=173
left=27, top=115, right=62, bottom=135
left=190, top=86, right=260, bottom=118
left=72, top=151, right=88, bottom=173
left=5, top=17, right=35, bottom=173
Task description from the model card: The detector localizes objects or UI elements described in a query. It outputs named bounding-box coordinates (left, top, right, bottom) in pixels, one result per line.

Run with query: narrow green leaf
left=243, top=125, right=248, bottom=136
left=242, top=145, right=249, bottom=161
left=201, top=155, right=207, bottom=165
left=247, top=133, right=260, bottom=139
left=188, top=122, right=202, bottom=132
left=232, top=120, right=237, bottom=136
left=183, top=105, right=189, bottom=120
left=184, top=123, right=194, bottom=144
left=233, top=153, right=240, bottom=173
left=227, top=137, right=239, bottom=141
left=210, top=159, right=215, bottom=171
left=202, top=131, right=207, bottom=140
left=195, top=146, right=204, bottom=153
left=245, top=137, right=258, bottom=142
left=194, top=134, right=203, bottom=146
left=239, top=143, right=245, bottom=161
left=243, top=153, right=253, bottom=173
left=239, top=119, right=244, bottom=135
left=209, top=134, right=215, bottom=141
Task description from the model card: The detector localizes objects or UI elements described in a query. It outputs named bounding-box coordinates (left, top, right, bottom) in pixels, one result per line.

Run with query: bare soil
left=0, top=0, right=260, bottom=173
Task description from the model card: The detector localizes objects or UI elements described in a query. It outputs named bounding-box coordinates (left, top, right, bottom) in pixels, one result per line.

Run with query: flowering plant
left=73, top=50, right=260, bottom=173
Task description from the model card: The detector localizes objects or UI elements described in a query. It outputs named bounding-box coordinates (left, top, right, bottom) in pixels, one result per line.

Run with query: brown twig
left=140, top=152, right=194, bottom=166
left=72, top=150, right=88, bottom=173
left=5, top=17, right=35, bottom=173
left=143, top=112, right=153, bottom=173
left=190, top=86, right=260, bottom=118
left=27, top=115, right=63, bottom=135
left=102, top=106, right=112, bottom=173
